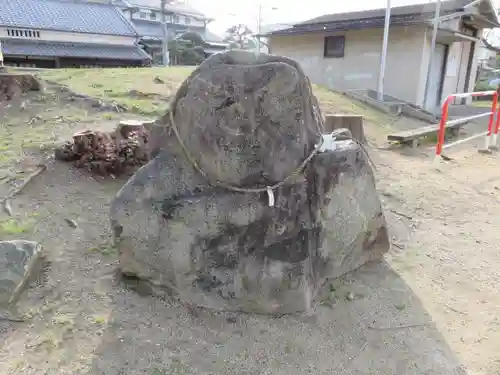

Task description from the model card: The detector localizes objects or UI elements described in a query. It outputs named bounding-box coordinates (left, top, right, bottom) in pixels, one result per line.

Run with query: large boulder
left=110, top=51, right=389, bottom=314
left=0, top=240, right=43, bottom=306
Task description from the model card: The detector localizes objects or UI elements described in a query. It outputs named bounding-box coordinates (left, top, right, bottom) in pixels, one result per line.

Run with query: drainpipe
left=377, top=0, right=391, bottom=101
left=423, top=0, right=442, bottom=110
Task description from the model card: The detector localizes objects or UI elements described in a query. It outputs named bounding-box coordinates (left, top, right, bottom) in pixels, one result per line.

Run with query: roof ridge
left=110, top=3, right=140, bottom=36
left=0, top=0, right=138, bottom=36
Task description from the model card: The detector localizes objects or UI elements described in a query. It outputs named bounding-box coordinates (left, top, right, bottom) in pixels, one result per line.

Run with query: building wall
left=426, top=25, right=481, bottom=106
left=269, top=23, right=481, bottom=108
left=122, top=8, right=205, bottom=28
left=268, top=26, right=427, bottom=104
left=0, top=27, right=136, bottom=45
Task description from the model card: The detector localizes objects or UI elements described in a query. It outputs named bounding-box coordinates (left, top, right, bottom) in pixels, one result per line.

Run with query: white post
left=423, top=0, right=442, bottom=110
left=256, top=4, right=262, bottom=56
left=0, top=39, right=3, bottom=68
left=491, top=133, right=498, bottom=149
left=160, top=0, right=170, bottom=66
left=483, top=134, right=491, bottom=150
left=377, top=0, right=391, bottom=101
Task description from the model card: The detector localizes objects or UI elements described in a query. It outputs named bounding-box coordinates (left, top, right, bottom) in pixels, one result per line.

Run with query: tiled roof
left=123, top=0, right=207, bottom=18
left=299, top=0, right=471, bottom=25
left=0, top=0, right=138, bottom=36
left=204, top=30, right=224, bottom=43
left=1, top=39, right=150, bottom=60
left=133, top=20, right=166, bottom=38
left=132, top=20, right=222, bottom=43
left=266, top=0, right=484, bottom=37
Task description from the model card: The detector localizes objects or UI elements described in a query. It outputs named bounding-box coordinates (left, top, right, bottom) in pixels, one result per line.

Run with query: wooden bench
left=387, top=121, right=463, bottom=148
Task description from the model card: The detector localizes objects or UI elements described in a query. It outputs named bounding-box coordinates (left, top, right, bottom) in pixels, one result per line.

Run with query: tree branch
left=482, top=30, right=500, bottom=53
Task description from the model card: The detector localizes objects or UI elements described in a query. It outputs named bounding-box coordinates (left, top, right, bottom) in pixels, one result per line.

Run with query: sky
left=187, top=0, right=441, bottom=35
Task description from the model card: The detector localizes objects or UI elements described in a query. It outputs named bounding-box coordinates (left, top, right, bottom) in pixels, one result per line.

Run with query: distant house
left=115, top=0, right=227, bottom=64
left=255, top=23, right=291, bottom=54
left=477, top=29, right=499, bottom=70
left=266, top=0, right=500, bottom=111
left=0, top=0, right=150, bottom=68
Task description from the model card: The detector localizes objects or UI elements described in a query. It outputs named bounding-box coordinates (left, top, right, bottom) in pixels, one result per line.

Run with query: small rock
left=0, top=240, right=44, bottom=306
left=64, top=218, right=78, bottom=228
left=345, top=291, right=355, bottom=301
left=153, top=76, right=165, bottom=84
left=2, top=199, right=12, bottom=217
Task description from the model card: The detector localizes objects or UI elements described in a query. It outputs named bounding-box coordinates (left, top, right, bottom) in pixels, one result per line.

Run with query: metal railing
left=435, top=90, right=499, bottom=159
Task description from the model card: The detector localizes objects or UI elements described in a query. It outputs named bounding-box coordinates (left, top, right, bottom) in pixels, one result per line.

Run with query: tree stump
left=324, top=114, right=366, bottom=143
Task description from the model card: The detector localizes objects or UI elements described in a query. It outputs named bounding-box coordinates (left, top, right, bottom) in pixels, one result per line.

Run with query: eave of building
left=1, top=38, right=151, bottom=60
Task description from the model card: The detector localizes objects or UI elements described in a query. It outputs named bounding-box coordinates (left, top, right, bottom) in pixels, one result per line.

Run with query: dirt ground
left=0, top=70, right=499, bottom=375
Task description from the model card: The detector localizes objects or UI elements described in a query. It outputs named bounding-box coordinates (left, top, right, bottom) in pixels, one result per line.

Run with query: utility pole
left=160, top=0, right=170, bottom=66
left=0, top=40, right=4, bottom=69
left=377, top=0, right=391, bottom=101
left=256, top=4, right=262, bottom=56
left=423, top=0, right=442, bottom=110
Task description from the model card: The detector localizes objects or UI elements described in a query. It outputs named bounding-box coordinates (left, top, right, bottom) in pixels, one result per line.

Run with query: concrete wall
left=269, top=26, right=427, bottom=105
left=0, top=27, right=136, bottom=45
left=269, top=23, right=481, bottom=108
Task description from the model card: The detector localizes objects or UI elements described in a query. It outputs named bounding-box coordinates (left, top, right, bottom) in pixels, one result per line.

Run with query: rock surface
left=0, top=240, right=43, bottom=306
left=0, top=73, right=42, bottom=100
left=110, top=50, right=390, bottom=314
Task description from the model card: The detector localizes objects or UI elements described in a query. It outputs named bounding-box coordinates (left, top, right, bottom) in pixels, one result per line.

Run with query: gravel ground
left=0, top=85, right=499, bottom=375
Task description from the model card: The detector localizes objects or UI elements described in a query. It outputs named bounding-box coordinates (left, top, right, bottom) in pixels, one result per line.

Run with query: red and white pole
left=490, top=92, right=500, bottom=149
left=434, top=90, right=498, bottom=162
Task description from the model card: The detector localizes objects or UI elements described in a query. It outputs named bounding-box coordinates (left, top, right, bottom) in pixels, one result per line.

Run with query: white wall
left=269, top=26, right=426, bottom=105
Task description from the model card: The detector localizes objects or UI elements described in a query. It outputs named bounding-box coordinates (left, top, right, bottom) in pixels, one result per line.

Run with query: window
left=150, top=11, right=157, bottom=20
left=184, top=16, right=191, bottom=25
left=6, top=28, right=41, bottom=38
left=173, top=15, right=179, bottom=23
left=324, top=35, right=345, bottom=58
left=139, top=11, right=147, bottom=19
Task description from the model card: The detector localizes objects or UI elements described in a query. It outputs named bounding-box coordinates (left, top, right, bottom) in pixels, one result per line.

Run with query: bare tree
left=482, top=29, right=500, bottom=53
left=224, top=24, right=255, bottom=49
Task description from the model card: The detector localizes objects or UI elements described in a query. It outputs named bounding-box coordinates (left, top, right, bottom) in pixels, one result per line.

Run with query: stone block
left=110, top=138, right=389, bottom=314
left=0, top=240, right=43, bottom=306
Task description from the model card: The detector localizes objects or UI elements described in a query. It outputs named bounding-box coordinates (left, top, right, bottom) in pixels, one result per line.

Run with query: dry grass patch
left=36, top=67, right=394, bottom=132
left=37, top=67, right=194, bottom=116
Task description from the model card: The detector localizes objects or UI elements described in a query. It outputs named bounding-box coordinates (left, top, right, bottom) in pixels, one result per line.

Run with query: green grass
left=37, top=67, right=195, bottom=116
left=35, top=67, right=393, bottom=130
left=88, top=244, right=117, bottom=256
left=472, top=100, right=495, bottom=108
left=0, top=218, right=35, bottom=236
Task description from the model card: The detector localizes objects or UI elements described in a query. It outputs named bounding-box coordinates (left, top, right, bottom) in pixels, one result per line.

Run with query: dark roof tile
left=0, top=0, right=137, bottom=36
left=2, top=39, right=150, bottom=60
left=300, top=0, right=472, bottom=25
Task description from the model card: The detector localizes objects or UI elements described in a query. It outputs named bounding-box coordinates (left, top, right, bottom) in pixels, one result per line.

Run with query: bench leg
left=411, top=138, right=419, bottom=148
left=449, top=127, right=460, bottom=137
